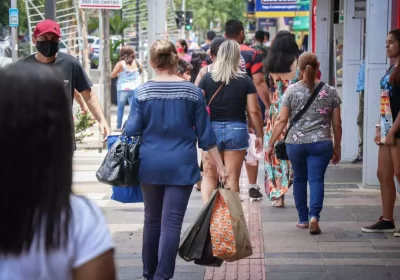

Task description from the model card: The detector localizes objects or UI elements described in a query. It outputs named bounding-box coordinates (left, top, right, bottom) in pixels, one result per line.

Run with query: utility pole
left=10, top=0, right=18, bottom=62
left=100, top=9, right=111, bottom=130
left=44, top=0, right=56, bottom=20
left=147, top=0, right=167, bottom=79
left=181, top=0, right=185, bottom=39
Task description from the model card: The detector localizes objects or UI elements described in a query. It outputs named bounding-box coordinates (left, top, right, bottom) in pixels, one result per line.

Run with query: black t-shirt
left=19, top=52, right=93, bottom=103
left=198, top=72, right=257, bottom=123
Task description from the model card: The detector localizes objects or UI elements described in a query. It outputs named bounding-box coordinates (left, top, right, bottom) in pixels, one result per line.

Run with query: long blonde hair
left=211, top=40, right=244, bottom=84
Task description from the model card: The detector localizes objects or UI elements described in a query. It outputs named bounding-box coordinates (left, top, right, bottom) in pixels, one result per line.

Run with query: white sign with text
left=79, top=0, right=122, bottom=9
left=354, top=0, right=366, bottom=19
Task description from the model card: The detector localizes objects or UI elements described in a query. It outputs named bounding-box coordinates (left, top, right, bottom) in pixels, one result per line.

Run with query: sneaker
left=394, top=230, right=400, bottom=237
left=351, top=156, right=362, bottom=164
left=361, top=217, right=395, bottom=233
left=249, top=187, right=263, bottom=198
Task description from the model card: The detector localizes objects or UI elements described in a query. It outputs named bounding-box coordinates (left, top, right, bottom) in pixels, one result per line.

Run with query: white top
left=0, top=195, right=113, bottom=280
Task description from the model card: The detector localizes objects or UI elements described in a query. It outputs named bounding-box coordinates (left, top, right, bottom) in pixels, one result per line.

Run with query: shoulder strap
left=207, top=82, right=224, bottom=106
left=121, top=60, right=126, bottom=70
left=135, top=59, right=142, bottom=74
left=284, top=82, right=325, bottom=140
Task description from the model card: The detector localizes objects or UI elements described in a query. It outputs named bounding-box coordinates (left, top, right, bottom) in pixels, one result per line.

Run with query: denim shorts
left=211, top=121, right=249, bottom=151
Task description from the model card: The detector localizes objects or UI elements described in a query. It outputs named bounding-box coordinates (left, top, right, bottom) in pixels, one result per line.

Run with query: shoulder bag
left=206, top=82, right=224, bottom=116
left=274, top=82, right=325, bottom=160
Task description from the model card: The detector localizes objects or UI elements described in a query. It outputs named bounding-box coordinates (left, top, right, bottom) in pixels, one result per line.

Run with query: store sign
left=258, top=18, right=277, bottom=29
left=284, top=17, right=294, bottom=25
left=292, top=16, right=309, bottom=31
left=256, top=0, right=309, bottom=12
left=354, top=0, right=366, bottom=19
left=79, top=0, right=122, bottom=9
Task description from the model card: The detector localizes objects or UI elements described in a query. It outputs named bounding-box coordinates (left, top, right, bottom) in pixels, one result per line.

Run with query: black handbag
left=96, top=134, right=140, bottom=186
left=275, top=82, right=325, bottom=160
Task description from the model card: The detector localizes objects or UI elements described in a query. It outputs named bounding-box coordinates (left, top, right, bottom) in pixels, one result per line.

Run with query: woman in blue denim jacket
left=124, top=40, right=227, bottom=280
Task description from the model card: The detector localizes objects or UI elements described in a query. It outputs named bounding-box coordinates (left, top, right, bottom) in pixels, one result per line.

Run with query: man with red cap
left=19, top=19, right=110, bottom=141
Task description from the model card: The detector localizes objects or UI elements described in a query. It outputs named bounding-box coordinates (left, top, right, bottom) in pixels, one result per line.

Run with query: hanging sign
left=354, top=0, right=366, bottom=19
left=79, top=0, right=122, bottom=9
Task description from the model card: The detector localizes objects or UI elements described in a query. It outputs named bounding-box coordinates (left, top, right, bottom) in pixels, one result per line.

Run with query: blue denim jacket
left=356, top=61, right=365, bottom=92
left=125, top=81, right=217, bottom=185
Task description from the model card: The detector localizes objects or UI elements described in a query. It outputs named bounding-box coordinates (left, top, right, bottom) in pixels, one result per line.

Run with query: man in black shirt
left=19, top=19, right=110, bottom=141
left=201, top=31, right=216, bottom=53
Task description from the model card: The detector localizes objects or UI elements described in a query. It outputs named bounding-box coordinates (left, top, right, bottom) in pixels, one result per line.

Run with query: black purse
left=274, top=82, right=325, bottom=160
left=96, top=133, right=140, bottom=187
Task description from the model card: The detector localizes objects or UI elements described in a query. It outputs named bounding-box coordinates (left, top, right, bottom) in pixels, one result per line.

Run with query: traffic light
left=175, top=11, right=184, bottom=29
left=185, top=11, right=193, bottom=30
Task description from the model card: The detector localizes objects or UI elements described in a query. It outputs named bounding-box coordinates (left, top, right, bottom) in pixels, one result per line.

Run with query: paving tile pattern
left=204, top=169, right=265, bottom=280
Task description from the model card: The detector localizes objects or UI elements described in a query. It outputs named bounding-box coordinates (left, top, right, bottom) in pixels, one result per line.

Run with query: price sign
left=9, top=8, right=19, bottom=27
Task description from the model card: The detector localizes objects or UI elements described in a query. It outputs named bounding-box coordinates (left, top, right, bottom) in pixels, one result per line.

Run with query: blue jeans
left=211, top=121, right=248, bottom=151
left=117, top=90, right=134, bottom=129
left=286, top=141, right=333, bottom=223
left=141, top=183, right=192, bottom=280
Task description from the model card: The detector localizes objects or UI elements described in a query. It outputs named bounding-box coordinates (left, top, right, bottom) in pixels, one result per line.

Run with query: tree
left=173, top=0, right=245, bottom=39
left=0, top=1, right=10, bottom=27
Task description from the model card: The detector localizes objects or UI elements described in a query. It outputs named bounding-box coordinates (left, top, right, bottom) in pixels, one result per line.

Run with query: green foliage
left=0, top=1, right=9, bottom=27
left=74, top=109, right=96, bottom=143
left=174, top=0, right=245, bottom=38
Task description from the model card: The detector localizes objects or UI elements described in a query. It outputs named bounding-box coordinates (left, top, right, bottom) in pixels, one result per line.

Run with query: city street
left=73, top=107, right=400, bottom=280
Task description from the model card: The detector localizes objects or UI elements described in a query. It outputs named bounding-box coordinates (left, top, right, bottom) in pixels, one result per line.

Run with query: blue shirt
left=125, top=81, right=217, bottom=185
left=356, top=61, right=365, bottom=92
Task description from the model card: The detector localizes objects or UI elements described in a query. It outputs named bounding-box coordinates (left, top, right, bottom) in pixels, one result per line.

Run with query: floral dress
left=264, top=73, right=299, bottom=200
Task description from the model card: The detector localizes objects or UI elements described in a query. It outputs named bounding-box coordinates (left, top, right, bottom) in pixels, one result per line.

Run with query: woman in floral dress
left=264, top=31, right=301, bottom=207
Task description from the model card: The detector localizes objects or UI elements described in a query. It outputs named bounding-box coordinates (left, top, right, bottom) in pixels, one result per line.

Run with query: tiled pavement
left=73, top=147, right=400, bottom=280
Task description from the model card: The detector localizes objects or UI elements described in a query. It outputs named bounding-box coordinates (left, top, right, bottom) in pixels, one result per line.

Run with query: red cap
left=33, top=19, right=61, bottom=38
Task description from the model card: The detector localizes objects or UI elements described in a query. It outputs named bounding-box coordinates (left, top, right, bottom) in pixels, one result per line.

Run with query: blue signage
left=256, top=0, right=309, bottom=13
left=9, top=8, right=19, bottom=27
left=258, top=18, right=277, bottom=29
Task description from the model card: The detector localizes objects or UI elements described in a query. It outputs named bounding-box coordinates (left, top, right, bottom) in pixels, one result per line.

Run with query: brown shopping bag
left=210, top=187, right=253, bottom=262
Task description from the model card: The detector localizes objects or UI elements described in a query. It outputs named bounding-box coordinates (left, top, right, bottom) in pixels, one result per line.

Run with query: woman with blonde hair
left=266, top=52, right=342, bottom=234
left=111, top=45, right=142, bottom=131
left=124, top=40, right=227, bottom=280
left=198, top=40, right=264, bottom=203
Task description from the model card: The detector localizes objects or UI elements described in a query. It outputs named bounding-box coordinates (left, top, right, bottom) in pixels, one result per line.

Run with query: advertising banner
left=256, top=0, right=309, bottom=13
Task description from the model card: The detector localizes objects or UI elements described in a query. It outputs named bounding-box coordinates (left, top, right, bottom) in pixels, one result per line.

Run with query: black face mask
left=36, top=40, right=59, bottom=57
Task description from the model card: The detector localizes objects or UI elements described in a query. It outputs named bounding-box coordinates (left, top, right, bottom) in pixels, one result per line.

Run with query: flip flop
left=296, top=223, right=309, bottom=229
left=272, top=201, right=285, bottom=208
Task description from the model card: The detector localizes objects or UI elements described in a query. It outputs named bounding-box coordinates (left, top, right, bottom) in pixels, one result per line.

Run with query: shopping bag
left=96, top=134, right=140, bottom=186
left=105, top=135, right=143, bottom=204
left=245, top=133, right=263, bottom=166
left=178, top=189, right=223, bottom=267
left=210, top=188, right=252, bottom=262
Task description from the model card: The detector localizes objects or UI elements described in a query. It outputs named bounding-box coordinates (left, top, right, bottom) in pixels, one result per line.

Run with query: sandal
left=272, top=196, right=285, bottom=207
left=309, top=217, right=321, bottom=235
left=296, top=222, right=309, bottom=229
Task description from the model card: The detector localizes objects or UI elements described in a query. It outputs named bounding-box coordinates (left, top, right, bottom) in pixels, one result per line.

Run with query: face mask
left=36, top=40, right=59, bottom=57
left=177, top=47, right=184, bottom=53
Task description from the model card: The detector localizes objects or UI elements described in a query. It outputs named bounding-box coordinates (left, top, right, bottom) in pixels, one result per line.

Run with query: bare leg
left=377, top=145, right=396, bottom=221
left=200, top=151, right=219, bottom=204
left=224, top=150, right=247, bottom=193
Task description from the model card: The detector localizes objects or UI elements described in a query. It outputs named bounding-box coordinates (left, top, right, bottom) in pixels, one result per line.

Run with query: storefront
left=311, top=0, right=399, bottom=186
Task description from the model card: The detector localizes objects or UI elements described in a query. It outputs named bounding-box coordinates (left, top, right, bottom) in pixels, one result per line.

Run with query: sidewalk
left=73, top=144, right=400, bottom=280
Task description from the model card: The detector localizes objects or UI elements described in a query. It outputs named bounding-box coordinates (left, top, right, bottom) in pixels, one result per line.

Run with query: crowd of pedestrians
left=2, top=16, right=400, bottom=280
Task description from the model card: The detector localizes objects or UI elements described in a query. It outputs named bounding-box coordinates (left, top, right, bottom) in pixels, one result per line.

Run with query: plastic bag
left=245, top=133, right=263, bottom=166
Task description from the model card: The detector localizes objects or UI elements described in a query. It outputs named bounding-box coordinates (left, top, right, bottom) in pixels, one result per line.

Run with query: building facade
left=311, top=0, right=400, bottom=186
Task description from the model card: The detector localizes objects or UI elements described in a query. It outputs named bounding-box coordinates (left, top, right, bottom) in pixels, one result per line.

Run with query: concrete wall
left=363, top=0, right=392, bottom=186
left=341, top=0, right=364, bottom=162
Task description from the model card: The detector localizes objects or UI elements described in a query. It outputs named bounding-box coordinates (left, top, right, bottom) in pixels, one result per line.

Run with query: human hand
left=80, top=105, right=89, bottom=114
left=374, top=127, right=381, bottom=145
left=255, top=137, right=263, bottom=153
left=385, top=129, right=396, bottom=146
left=100, top=121, right=111, bottom=142
left=266, top=145, right=274, bottom=163
left=331, top=146, right=341, bottom=165
left=248, top=127, right=255, bottom=134
left=217, top=165, right=228, bottom=184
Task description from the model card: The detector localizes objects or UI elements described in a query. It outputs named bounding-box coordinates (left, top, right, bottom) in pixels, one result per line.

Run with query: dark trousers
left=141, top=183, right=193, bottom=280
left=357, top=91, right=364, bottom=157
left=286, top=141, right=333, bottom=223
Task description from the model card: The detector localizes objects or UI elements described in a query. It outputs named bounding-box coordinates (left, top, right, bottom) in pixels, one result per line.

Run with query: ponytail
left=304, top=64, right=315, bottom=93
